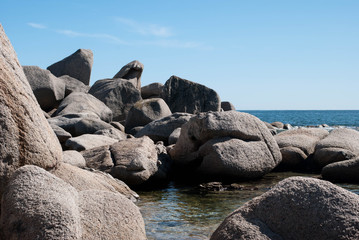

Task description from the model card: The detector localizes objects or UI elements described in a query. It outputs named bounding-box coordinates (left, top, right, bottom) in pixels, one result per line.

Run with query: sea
left=136, top=110, right=359, bottom=240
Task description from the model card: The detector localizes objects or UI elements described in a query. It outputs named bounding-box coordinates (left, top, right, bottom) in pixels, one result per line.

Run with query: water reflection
left=136, top=172, right=358, bottom=240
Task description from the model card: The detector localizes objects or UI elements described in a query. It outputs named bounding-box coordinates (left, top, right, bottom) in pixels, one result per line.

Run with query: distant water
left=241, top=110, right=359, bottom=128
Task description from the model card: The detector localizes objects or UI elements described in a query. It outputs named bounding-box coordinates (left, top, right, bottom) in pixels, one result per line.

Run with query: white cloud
left=115, top=17, right=173, bottom=37
left=27, top=22, right=47, bottom=29
left=56, top=29, right=128, bottom=45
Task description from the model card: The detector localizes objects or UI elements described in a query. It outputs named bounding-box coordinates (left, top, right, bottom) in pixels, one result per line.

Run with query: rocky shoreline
left=1, top=23, right=359, bottom=239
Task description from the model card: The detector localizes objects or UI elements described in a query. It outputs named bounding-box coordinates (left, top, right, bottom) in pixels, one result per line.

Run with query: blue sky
left=2, top=0, right=358, bottom=110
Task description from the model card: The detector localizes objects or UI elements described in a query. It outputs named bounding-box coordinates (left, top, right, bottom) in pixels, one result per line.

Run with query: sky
left=1, top=0, right=358, bottom=110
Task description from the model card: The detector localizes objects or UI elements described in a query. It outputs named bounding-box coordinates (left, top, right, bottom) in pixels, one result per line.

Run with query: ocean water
left=241, top=110, right=359, bottom=128
left=137, top=110, right=359, bottom=239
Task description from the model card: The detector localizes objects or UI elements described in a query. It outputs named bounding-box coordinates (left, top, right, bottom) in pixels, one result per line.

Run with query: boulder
left=65, top=134, right=118, bottom=151
left=113, top=60, right=144, bottom=90
left=271, top=121, right=284, bottom=129
left=274, top=128, right=329, bottom=170
left=110, top=136, right=158, bottom=185
left=161, top=75, right=221, bottom=113
left=110, top=121, right=126, bottom=132
left=221, top=101, right=236, bottom=111
left=125, top=98, right=172, bottom=132
left=313, top=128, right=359, bottom=168
left=0, top=165, right=81, bottom=239
left=322, top=157, right=359, bottom=183
left=81, top=145, right=114, bottom=171
left=54, top=92, right=113, bottom=122
left=50, top=124, right=72, bottom=143
left=23, top=65, right=66, bottom=111
left=63, top=150, right=87, bottom=168
left=50, top=163, right=138, bottom=201
left=168, top=127, right=181, bottom=145
left=0, top=24, right=62, bottom=196
left=135, top=112, right=193, bottom=144
left=59, top=75, right=90, bottom=96
left=73, top=118, right=113, bottom=136
left=170, top=111, right=281, bottom=180
left=141, top=82, right=163, bottom=99
left=47, top=49, right=93, bottom=85
left=94, top=128, right=127, bottom=141
left=211, top=177, right=359, bottom=240
left=89, top=78, right=142, bottom=122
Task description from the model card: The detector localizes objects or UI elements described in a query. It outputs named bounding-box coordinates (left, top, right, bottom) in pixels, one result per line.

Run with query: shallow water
left=136, top=172, right=359, bottom=240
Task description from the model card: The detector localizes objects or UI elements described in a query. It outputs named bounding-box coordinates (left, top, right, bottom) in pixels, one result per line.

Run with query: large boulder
left=141, top=82, right=163, bottom=99
left=65, top=134, right=118, bottom=151
left=170, top=111, right=281, bottom=180
left=23, top=65, right=66, bottom=111
left=54, top=92, right=113, bottom=122
left=1, top=165, right=146, bottom=240
left=89, top=78, right=142, bottom=122
left=322, top=157, right=359, bottom=183
left=47, top=49, right=93, bottom=85
left=81, top=145, right=114, bottom=171
left=110, top=136, right=158, bottom=185
left=113, top=60, right=144, bottom=90
left=313, top=128, right=359, bottom=168
left=125, top=98, right=172, bottom=132
left=94, top=127, right=127, bottom=141
left=274, top=128, right=329, bottom=170
left=211, top=177, right=359, bottom=240
left=161, top=75, right=221, bottom=113
left=0, top=24, right=62, bottom=196
left=135, top=112, right=193, bottom=144
left=59, top=75, right=90, bottom=96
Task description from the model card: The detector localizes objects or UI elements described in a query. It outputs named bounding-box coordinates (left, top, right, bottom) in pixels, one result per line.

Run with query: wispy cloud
left=55, top=29, right=128, bottom=45
left=115, top=17, right=173, bottom=38
left=27, top=22, right=47, bottom=29
left=139, top=39, right=212, bottom=50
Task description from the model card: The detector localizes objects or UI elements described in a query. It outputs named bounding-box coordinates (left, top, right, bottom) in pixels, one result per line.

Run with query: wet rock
left=125, top=98, right=172, bottom=132
left=0, top=24, right=62, bottom=197
left=65, top=134, right=118, bottom=151
left=47, top=49, right=93, bottom=85
left=313, top=128, right=359, bottom=168
left=322, top=157, right=359, bottom=183
left=211, top=177, right=359, bottom=240
left=23, top=65, right=66, bottom=111
left=89, top=78, right=142, bottom=123
left=113, top=60, right=144, bottom=91
left=141, top=82, right=163, bottom=99
left=161, top=75, right=221, bottom=114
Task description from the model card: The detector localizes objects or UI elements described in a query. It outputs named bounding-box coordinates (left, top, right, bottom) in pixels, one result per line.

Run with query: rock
left=81, top=145, right=114, bottom=171
left=110, top=121, right=126, bottom=132
left=79, top=190, right=146, bottom=239
left=168, top=127, right=181, bottom=145
left=125, top=98, right=172, bottom=132
left=211, top=176, right=359, bottom=240
left=141, top=82, right=163, bottom=99
left=50, top=124, right=72, bottom=143
left=271, top=121, right=284, bottom=129
left=63, top=150, right=87, bottom=168
left=89, top=78, right=142, bottom=122
left=59, top=75, right=90, bottom=96
left=47, top=49, right=93, bottom=85
left=0, top=24, right=62, bottom=196
left=73, top=118, right=113, bottom=136
left=0, top=165, right=81, bottom=239
left=274, top=128, right=329, bottom=170
left=54, top=92, right=113, bottom=122
left=94, top=128, right=127, bottom=141
left=23, top=66, right=66, bottom=111
left=113, top=60, right=144, bottom=90
left=50, top=163, right=138, bottom=201
left=283, top=123, right=293, bottom=130
left=127, top=126, right=144, bottom=136
left=161, top=75, right=221, bottom=113
left=170, top=111, right=281, bottom=180
left=135, top=112, right=193, bottom=144
left=322, top=157, right=359, bottom=183
left=110, top=136, right=158, bottom=185
left=65, top=134, right=118, bottom=151
left=150, top=141, right=173, bottom=182
left=313, top=128, right=359, bottom=168
left=221, top=101, right=236, bottom=111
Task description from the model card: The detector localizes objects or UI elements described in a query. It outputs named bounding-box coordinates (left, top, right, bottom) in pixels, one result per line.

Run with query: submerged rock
left=211, top=177, right=359, bottom=240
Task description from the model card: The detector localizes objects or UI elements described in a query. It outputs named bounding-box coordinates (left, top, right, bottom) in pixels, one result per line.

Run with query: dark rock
left=211, top=177, right=359, bottom=240
left=47, top=49, right=93, bottom=85
left=221, top=101, right=236, bottom=111
left=161, top=75, right=221, bottom=114
left=81, top=145, right=114, bottom=171
left=127, top=126, right=144, bottom=136
left=50, top=124, right=72, bottom=143
left=141, top=82, right=163, bottom=99
left=322, top=157, right=359, bottom=183
left=110, top=121, right=125, bottom=132
left=113, top=60, right=144, bottom=90
left=125, top=98, right=172, bottom=132
left=59, top=75, right=90, bottom=96
left=73, top=118, right=113, bottom=136
left=89, top=78, right=142, bottom=123
left=94, top=128, right=127, bottom=141
left=168, top=127, right=181, bottom=145
left=23, top=65, right=66, bottom=111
